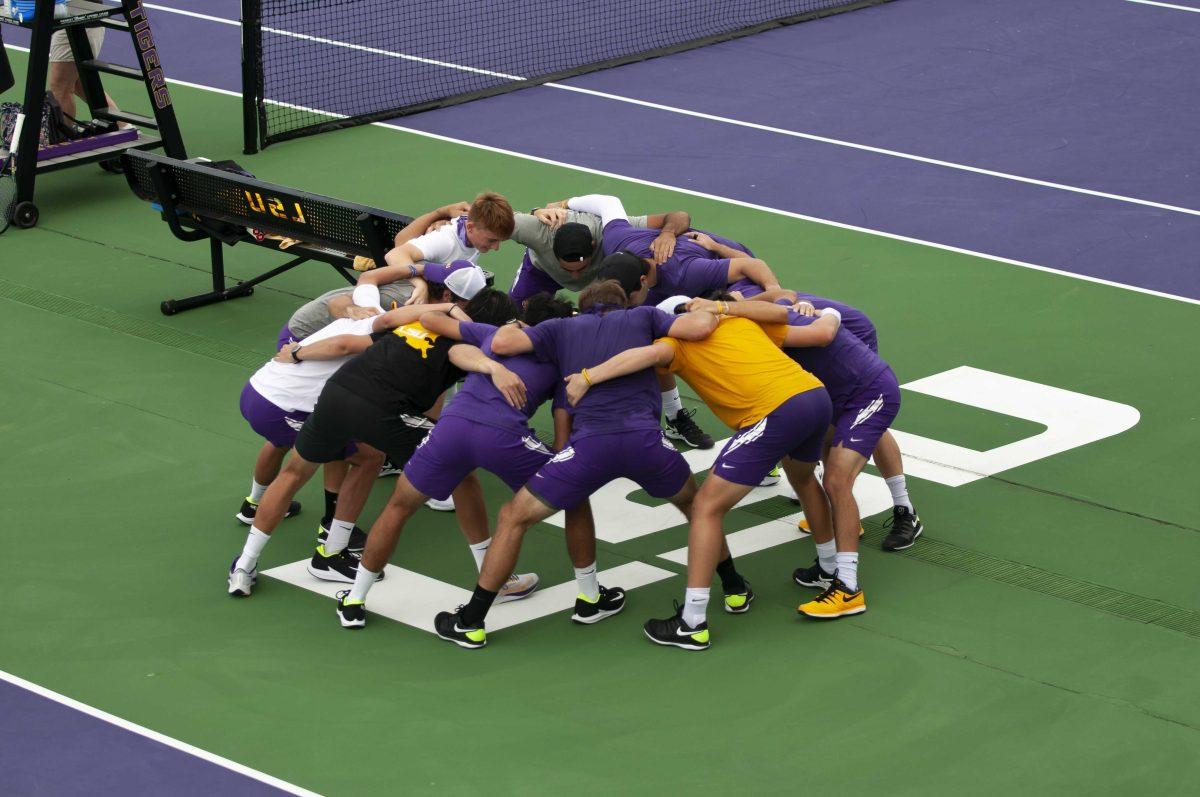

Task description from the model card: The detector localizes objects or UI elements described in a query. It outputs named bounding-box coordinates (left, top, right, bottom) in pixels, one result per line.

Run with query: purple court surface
left=0, top=677, right=296, bottom=795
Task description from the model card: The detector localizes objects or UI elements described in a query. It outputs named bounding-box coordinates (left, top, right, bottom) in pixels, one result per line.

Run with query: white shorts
left=49, top=28, right=104, bottom=63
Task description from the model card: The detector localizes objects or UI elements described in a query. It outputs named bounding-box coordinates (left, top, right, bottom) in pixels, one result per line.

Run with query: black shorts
left=295, top=381, right=432, bottom=466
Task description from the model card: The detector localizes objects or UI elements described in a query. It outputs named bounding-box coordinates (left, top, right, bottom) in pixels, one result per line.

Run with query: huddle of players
left=226, top=190, right=924, bottom=651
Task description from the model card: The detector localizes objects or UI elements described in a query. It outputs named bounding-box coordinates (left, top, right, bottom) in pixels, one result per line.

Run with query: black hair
left=522, top=292, right=575, bottom=326
left=426, top=281, right=452, bottom=302
left=702, top=289, right=737, bottom=302
left=464, top=288, right=520, bottom=327
left=595, top=252, right=649, bottom=297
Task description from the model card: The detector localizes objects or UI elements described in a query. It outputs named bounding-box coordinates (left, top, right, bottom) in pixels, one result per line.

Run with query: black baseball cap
left=595, top=251, right=649, bottom=296
left=552, top=222, right=594, bottom=262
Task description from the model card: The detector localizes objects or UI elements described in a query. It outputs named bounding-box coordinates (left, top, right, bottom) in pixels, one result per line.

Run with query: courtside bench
left=121, top=150, right=415, bottom=315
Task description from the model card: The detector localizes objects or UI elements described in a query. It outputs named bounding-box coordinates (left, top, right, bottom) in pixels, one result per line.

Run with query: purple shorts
left=509, top=253, right=565, bottom=305
left=527, top=429, right=692, bottom=510
left=240, top=382, right=308, bottom=449
left=711, top=388, right=832, bottom=486
left=402, top=416, right=553, bottom=501
left=831, top=367, right=901, bottom=458
left=276, top=324, right=295, bottom=352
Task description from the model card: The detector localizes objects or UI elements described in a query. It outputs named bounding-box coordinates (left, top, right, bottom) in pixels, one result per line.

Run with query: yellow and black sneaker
left=723, top=580, right=755, bottom=614
left=571, top=585, right=626, bottom=624
left=316, top=520, right=368, bottom=554
left=798, top=578, right=866, bottom=619
left=235, top=496, right=300, bottom=526
left=335, top=590, right=366, bottom=629
left=643, top=601, right=711, bottom=651
left=434, top=606, right=488, bottom=649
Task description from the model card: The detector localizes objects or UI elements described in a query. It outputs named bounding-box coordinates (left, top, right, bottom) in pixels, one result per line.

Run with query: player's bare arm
left=447, top=344, right=527, bottom=408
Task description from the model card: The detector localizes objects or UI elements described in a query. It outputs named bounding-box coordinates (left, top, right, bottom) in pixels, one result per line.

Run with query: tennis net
left=241, top=0, right=894, bottom=152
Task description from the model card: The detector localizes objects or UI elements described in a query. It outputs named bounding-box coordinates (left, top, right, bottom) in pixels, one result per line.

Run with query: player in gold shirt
left=564, top=294, right=841, bottom=649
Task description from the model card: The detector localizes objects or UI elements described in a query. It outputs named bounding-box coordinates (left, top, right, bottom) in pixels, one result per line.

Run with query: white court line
left=4, top=41, right=1198, bottom=307
left=136, top=3, right=1200, bottom=219
left=0, top=669, right=323, bottom=797
left=1125, top=0, right=1200, bottom=13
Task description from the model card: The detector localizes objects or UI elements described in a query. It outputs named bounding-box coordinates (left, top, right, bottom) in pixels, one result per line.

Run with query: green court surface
left=2, top=51, right=1199, bottom=795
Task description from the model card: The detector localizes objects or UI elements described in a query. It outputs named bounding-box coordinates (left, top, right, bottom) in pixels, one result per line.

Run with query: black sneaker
left=793, top=559, right=835, bottom=589
left=316, top=521, right=368, bottom=554
left=723, top=579, right=754, bottom=614
left=663, top=408, right=714, bottom=449
left=643, top=601, right=711, bottom=651
left=881, top=506, right=924, bottom=552
left=235, top=497, right=300, bottom=526
left=378, top=459, right=403, bottom=478
left=306, top=545, right=362, bottom=583
left=571, top=585, right=626, bottom=624
left=434, top=606, right=487, bottom=649
left=335, top=590, right=366, bottom=629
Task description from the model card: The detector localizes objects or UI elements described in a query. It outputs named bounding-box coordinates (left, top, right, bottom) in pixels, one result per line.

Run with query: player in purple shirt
left=431, top=280, right=728, bottom=649
left=331, top=294, right=578, bottom=628
left=556, top=196, right=774, bottom=453
left=755, top=290, right=921, bottom=551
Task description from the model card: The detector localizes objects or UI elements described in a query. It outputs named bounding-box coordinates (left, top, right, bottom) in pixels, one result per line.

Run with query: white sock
left=681, top=587, right=710, bottom=627
left=468, top=539, right=491, bottom=572
left=249, top=479, right=268, bottom=503
left=323, top=519, right=355, bottom=554
left=574, top=562, right=599, bottom=602
left=835, top=552, right=860, bottom=592
left=815, top=539, right=838, bottom=575
left=235, top=527, right=270, bottom=572
left=885, top=475, right=913, bottom=512
left=662, top=387, right=684, bottom=418
left=348, top=564, right=379, bottom=603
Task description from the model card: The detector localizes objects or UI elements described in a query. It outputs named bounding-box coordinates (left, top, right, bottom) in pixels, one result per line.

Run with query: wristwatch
left=290, top=346, right=302, bottom=363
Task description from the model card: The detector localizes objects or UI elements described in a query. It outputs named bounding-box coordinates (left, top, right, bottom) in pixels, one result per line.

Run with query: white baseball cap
left=426, top=259, right=487, bottom=301
left=656, top=295, right=693, bottom=315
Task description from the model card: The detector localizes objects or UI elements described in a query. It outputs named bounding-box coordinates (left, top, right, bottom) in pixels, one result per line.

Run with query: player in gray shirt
left=507, top=205, right=690, bottom=305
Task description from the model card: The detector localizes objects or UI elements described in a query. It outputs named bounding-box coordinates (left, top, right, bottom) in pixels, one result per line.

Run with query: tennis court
left=2, top=1, right=1198, bottom=794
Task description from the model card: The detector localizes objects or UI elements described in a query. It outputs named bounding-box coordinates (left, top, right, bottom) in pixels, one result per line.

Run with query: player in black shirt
left=227, top=289, right=525, bottom=597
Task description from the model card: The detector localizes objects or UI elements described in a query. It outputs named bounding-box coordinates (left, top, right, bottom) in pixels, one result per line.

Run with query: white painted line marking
left=1125, top=0, right=1200, bottom=13
left=0, top=669, right=323, bottom=797
left=4, top=42, right=1196, bottom=307
left=140, top=4, right=1200, bottom=219
left=656, top=473, right=893, bottom=565
left=261, top=560, right=675, bottom=633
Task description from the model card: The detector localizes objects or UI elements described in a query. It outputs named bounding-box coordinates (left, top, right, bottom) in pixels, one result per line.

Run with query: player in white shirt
left=355, top=191, right=515, bottom=307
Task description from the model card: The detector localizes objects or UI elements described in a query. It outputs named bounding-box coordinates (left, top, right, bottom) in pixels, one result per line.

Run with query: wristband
left=581, top=368, right=593, bottom=386
left=716, top=301, right=728, bottom=315
left=819, top=307, right=842, bottom=323
left=407, top=264, right=417, bottom=279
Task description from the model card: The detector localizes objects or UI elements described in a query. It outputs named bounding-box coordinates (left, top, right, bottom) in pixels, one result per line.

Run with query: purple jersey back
left=783, top=307, right=889, bottom=410
left=602, top=220, right=733, bottom=306
left=524, top=305, right=676, bottom=438
left=795, top=293, right=878, bottom=352
left=443, top=322, right=560, bottom=434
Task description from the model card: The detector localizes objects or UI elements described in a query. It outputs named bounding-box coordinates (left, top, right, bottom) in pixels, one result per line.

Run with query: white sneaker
left=425, top=495, right=455, bottom=512
left=759, top=465, right=782, bottom=487
left=227, top=558, right=256, bottom=597
left=494, top=572, right=539, bottom=604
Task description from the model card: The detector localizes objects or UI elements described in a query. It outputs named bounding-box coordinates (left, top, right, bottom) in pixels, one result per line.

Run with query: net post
left=241, top=0, right=261, bottom=154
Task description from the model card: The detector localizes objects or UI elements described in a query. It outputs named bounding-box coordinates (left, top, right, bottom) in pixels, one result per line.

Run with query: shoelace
left=672, top=408, right=700, bottom=427
left=813, top=582, right=842, bottom=604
